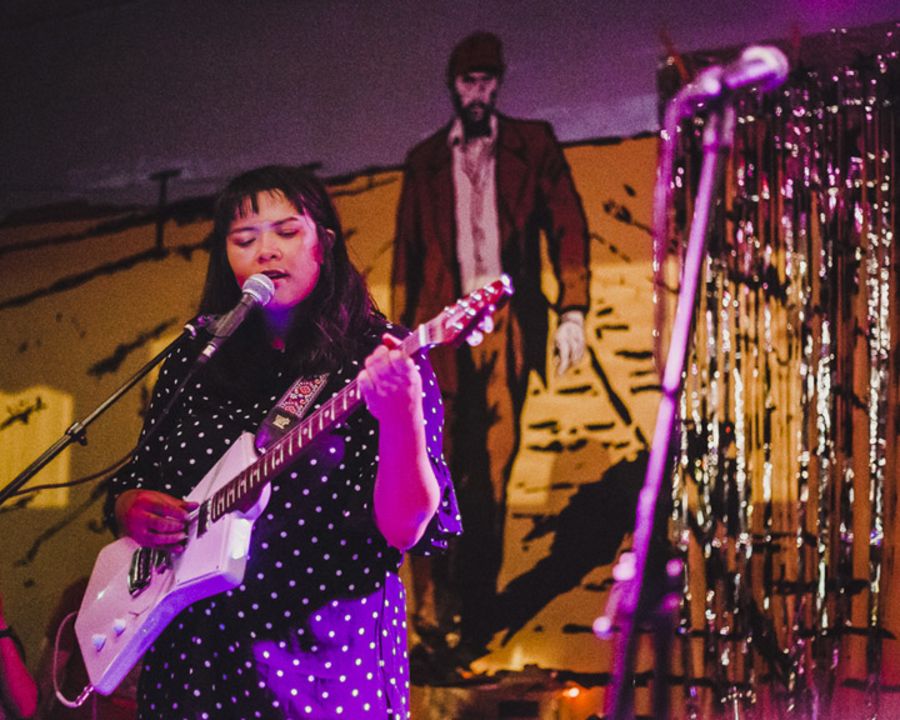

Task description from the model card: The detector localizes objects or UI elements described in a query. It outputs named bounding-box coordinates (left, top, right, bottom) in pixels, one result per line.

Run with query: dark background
left=1, top=0, right=897, bottom=215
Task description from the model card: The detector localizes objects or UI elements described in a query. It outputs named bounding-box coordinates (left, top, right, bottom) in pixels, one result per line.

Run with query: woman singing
left=106, top=165, right=460, bottom=719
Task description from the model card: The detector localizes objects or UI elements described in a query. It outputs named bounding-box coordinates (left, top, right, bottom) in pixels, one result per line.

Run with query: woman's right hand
left=115, top=489, right=198, bottom=549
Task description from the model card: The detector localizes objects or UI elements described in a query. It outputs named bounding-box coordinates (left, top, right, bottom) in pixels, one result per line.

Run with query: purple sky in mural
left=0, top=0, right=896, bottom=214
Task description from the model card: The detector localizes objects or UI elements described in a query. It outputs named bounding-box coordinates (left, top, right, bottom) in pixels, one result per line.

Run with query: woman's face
left=225, top=190, right=324, bottom=323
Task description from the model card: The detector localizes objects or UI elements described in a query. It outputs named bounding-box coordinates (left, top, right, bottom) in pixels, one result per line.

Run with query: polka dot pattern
left=106, top=323, right=460, bottom=719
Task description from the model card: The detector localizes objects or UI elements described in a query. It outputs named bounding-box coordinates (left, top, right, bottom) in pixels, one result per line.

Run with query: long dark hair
left=199, top=165, right=384, bottom=389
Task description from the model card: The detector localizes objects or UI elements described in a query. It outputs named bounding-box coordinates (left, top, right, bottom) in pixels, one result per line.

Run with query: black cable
left=6, top=453, right=131, bottom=499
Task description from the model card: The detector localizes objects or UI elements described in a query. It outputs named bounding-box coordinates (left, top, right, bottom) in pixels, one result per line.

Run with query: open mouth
left=262, top=270, right=288, bottom=280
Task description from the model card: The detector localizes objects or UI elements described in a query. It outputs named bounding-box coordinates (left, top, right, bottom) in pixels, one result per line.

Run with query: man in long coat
left=392, top=31, right=591, bottom=664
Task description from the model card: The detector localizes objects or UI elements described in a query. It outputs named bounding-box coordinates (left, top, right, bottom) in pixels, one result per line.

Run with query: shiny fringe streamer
left=662, top=23, right=898, bottom=719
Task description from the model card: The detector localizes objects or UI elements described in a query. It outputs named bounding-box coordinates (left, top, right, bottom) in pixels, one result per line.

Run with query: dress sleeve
left=406, top=350, right=462, bottom=556
left=102, top=341, right=196, bottom=534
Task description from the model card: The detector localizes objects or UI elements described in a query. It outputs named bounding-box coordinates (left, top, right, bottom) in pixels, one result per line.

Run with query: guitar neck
left=198, top=329, right=428, bottom=532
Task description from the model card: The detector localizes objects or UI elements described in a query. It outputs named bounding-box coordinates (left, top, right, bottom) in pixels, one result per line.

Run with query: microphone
left=721, top=45, right=789, bottom=93
left=196, top=274, right=275, bottom=365
left=675, top=45, right=789, bottom=114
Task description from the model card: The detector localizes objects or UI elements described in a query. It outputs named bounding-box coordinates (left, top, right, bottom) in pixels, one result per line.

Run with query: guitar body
left=75, top=432, right=269, bottom=695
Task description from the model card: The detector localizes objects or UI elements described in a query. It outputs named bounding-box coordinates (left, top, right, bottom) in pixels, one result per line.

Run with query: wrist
left=559, top=309, right=585, bottom=326
left=378, top=407, right=425, bottom=441
left=115, top=489, right=139, bottom=532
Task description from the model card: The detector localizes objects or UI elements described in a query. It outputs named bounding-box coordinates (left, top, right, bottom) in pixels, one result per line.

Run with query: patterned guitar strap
left=255, top=374, right=329, bottom=453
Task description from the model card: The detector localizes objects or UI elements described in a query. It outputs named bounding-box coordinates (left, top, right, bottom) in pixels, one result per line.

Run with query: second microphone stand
left=600, top=102, right=737, bottom=720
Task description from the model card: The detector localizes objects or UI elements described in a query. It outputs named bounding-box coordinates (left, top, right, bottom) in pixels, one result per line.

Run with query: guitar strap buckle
left=255, top=374, right=329, bottom=453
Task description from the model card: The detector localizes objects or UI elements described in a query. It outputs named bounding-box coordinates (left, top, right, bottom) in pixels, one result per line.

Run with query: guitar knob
left=91, top=634, right=107, bottom=651
left=466, top=330, right=484, bottom=347
left=113, top=618, right=127, bottom=635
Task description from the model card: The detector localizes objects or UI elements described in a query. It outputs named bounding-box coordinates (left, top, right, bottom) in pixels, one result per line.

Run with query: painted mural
left=393, top=31, right=595, bottom=680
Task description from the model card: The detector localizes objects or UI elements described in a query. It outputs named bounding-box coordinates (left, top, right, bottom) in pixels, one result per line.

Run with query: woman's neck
left=262, top=308, right=293, bottom=350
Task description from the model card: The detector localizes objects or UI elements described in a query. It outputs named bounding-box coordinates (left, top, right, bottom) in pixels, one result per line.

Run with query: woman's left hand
left=358, top=334, right=422, bottom=424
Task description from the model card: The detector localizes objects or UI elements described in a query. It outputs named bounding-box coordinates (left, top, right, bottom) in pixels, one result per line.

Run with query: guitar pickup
left=128, top=548, right=152, bottom=596
left=154, top=549, right=172, bottom=573
left=196, top=500, right=210, bottom=538
left=127, top=547, right=171, bottom=596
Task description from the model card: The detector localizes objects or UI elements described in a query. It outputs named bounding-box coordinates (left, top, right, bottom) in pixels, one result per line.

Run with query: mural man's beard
left=453, top=92, right=496, bottom=139
left=461, top=104, right=491, bottom=137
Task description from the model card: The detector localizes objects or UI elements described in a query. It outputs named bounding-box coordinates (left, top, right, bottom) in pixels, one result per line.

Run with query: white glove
left=554, top=310, right=586, bottom=375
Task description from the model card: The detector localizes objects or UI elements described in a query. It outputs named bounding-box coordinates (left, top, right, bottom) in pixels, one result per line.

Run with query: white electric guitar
left=75, top=276, right=512, bottom=695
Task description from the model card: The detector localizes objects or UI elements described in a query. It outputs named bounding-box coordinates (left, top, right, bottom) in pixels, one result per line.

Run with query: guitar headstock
left=419, top=275, right=514, bottom=350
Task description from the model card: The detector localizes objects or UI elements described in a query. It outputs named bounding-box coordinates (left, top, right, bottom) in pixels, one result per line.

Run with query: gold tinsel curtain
left=659, top=22, right=899, bottom=719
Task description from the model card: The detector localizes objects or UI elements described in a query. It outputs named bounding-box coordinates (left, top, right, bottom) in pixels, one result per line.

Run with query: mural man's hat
left=447, top=32, right=505, bottom=86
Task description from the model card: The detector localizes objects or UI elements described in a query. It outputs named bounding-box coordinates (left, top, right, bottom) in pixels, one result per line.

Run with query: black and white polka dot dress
left=106, top=323, right=460, bottom=719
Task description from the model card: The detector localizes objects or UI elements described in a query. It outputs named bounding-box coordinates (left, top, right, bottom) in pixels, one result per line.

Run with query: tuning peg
left=466, top=330, right=484, bottom=347
left=478, top=315, right=494, bottom=334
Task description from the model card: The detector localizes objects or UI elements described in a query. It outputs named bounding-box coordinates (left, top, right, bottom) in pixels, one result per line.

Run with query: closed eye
left=229, top=233, right=255, bottom=248
left=274, top=219, right=307, bottom=237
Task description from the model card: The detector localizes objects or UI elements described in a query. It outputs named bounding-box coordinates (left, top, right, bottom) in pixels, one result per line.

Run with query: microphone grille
left=242, top=274, right=276, bottom=306
left=732, top=45, right=789, bottom=92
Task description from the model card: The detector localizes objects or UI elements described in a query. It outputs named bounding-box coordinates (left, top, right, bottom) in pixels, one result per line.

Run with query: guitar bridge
left=127, top=547, right=171, bottom=596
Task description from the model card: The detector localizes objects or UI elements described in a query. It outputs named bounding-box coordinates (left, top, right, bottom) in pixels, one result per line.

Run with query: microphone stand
left=0, top=316, right=214, bottom=508
left=600, top=101, right=736, bottom=720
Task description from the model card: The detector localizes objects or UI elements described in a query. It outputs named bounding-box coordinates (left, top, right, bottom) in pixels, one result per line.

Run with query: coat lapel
left=425, top=132, right=457, bottom=273
left=495, top=116, right=529, bottom=245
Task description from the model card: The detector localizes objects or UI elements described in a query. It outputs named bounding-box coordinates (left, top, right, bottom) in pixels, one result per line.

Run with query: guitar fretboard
left=197, top=328, right=428, bottom=535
